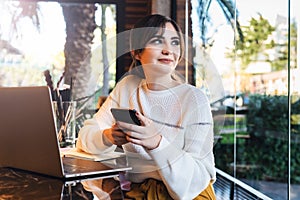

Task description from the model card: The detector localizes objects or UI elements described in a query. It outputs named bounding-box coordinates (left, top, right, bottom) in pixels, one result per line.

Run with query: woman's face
left=135, top=22, right=181, bottom=77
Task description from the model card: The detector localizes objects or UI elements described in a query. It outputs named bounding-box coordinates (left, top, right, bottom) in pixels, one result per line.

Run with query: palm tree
left=193, top=0, right=244, bottom=137
left=10, top=1, right=41, bottom=34
left=10, top=1, right=97, bottom=100
left=60, top=3, right=97, bottom=101
left=100, top=4, right=110, bottom=96
left=11, top=0, right=243, bottom=97
left=196, top=0, right=243, bottom=48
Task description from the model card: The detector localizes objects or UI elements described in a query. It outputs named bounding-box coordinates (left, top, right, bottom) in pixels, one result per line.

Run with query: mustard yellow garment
left=124, top=179, right=216, bottom=200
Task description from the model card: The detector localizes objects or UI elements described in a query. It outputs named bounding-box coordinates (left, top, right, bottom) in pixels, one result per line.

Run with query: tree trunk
left=101, top=5, right=110, bottom=96
left=61, top=3, right=97, bottom=100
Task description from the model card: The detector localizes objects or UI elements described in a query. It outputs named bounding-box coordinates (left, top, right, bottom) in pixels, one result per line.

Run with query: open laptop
left=0, top=86, right=131, bottom=179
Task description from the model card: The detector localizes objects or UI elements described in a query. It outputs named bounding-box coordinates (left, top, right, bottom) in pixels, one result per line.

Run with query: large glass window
left=191, top=0, right=299, bottom=199
left=290, top=0, right=300, bottom=198
left=0, top=0, right=117, bottom=103
left=1, top=0, right=299, bottom=198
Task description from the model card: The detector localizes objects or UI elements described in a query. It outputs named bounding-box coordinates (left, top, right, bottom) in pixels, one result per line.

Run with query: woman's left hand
left=117, top=111, right=162, bottom=150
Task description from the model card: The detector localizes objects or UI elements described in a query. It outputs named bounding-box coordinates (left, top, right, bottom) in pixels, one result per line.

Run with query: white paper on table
left=60, top=148, right=125, bottom=161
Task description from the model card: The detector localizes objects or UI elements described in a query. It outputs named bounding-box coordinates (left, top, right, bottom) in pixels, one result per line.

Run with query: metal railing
left=214, top=168, right=272, bottom=200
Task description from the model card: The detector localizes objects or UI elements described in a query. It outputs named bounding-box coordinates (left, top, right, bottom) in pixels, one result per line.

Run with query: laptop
left=0, top=86, right=131, bottom=179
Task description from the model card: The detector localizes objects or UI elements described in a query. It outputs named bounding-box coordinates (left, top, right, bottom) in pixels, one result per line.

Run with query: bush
left=214, top=94, right=300, bottom=183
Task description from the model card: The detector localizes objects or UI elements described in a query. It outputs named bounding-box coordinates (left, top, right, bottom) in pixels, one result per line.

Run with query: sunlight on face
left=137, top=23, right=181, bottom=76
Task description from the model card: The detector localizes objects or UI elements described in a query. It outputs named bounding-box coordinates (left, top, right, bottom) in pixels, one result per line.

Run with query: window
left=0, top=0, right=121, bottom=104
left=191, top=0, right=299, bottom=199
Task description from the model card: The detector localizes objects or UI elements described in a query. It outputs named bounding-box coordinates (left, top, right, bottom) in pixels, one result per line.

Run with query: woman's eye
left=149, top=38, right=163, bottom=44
left=171, top=39, right=180, bottom=46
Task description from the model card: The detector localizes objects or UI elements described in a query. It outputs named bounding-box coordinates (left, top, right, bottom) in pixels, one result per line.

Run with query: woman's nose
left=161, top=48, right=172, bottom=55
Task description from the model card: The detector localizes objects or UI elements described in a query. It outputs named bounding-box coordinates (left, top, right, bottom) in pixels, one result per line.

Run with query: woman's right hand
left=103, top=124, right=129, bottom=146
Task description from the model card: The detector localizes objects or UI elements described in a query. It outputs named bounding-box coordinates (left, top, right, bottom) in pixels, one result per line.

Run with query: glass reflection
left=63, top=177, right=123, bottom=200
left=192, top=0, right=299, bottom=199
left=0, top=0, right=116, bottom=98
left=290, top=0, right=300, bottom=199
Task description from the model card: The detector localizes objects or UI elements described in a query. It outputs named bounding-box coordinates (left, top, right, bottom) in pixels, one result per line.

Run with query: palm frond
left=216, top=0, right=244, bottom=42
left=11, top=1, right=41, bottom=34
left=196, top=0, right=244, bottom=48
left=197, top=0, right=213, bottom=47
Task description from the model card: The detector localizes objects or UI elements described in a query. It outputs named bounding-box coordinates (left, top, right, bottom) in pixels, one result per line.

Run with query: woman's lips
left=158, top=58, right=173, bottom=64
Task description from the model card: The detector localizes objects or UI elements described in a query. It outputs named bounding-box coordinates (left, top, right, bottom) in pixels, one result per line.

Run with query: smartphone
left=110, top=108, right=141, bottom=126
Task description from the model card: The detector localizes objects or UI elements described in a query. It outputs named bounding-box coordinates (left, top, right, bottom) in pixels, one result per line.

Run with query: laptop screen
left=0, top=86, right=64, bottom=177
left=0, top=86, right=132, bottom=179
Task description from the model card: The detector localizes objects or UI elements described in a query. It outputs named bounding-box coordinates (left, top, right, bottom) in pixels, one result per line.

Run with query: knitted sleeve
left=148, top=88, right=216, bottom=200
left=76, top=75, right=141, bottom=154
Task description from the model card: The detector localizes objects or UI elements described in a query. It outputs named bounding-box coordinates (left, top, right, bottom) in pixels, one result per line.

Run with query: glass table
left=0, top=167, right=124, bottom=199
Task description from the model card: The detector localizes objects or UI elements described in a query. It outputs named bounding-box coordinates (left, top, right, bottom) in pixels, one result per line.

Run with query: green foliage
left=214, top=143, right=234, bottom=174
left=227, top=15, right=297, bottom=72
left=226, top=14, right=275, bottom=69
left=271, top=21, right=298, bottom=71
left=245, top=94, right=300, bottom=183
left=214, top=94, right=300, bottom=183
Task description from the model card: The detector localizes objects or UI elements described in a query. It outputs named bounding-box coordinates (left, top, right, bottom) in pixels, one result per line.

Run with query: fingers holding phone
left=111, top=108, right=141, bottom=126
left=134, top=111, right=152, bottom=126
left=103, top=123, right=129, bottom=146
left=111, top=109, right=162, bottom=150
left=103, top=107, right=142, bottom=146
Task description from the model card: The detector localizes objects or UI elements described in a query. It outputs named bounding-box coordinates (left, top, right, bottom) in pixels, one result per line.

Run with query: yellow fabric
left=124, top=179, right=216, bottom=200
left=193, top=181, right=216, bottom=200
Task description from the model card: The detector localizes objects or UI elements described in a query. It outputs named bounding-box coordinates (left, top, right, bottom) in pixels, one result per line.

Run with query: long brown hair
left=129, top=14, right=185, bottom=70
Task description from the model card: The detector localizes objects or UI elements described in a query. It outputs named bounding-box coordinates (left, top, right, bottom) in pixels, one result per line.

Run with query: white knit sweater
left=77, top=75, right=216, bottom=200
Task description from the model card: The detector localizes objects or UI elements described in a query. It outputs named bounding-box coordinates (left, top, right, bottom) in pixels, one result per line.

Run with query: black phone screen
left=110, top=108, right=141, bottom=126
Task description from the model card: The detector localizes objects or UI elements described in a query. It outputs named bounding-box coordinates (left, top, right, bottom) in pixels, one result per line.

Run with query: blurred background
left=0, top=0, right=299, bottom=199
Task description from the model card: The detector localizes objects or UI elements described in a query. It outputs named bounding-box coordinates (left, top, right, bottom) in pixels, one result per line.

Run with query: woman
left=77, top=14, right=216, bottom=199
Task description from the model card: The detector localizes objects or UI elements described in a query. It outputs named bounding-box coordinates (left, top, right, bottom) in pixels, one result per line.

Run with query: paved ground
left=242, top=179, right=300, bottom=200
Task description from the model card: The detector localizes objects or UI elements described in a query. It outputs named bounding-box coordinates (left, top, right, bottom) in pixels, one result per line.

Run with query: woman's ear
left=131, top=50, right=140, bottom=60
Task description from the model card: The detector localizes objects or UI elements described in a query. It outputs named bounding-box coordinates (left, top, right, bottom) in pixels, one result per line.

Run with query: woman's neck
left=145, top=77, right=180, bottom=91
